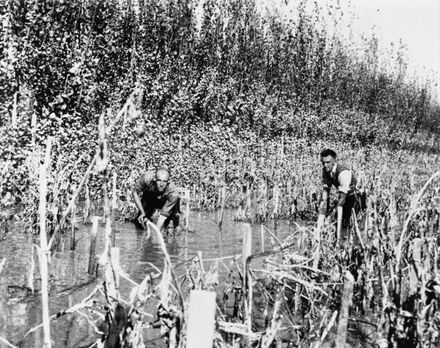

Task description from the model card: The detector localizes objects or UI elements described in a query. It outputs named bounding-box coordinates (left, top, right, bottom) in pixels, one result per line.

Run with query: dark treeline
left=1, top=0, right=440, bottom=203
left=1, top=0, right=439, bottom=143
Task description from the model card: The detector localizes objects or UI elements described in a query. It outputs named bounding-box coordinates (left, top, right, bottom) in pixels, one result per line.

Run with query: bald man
left=132, top=167, right=181, bottom=231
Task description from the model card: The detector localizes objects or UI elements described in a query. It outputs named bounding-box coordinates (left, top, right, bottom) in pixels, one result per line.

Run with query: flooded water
left=0, top=211, right=297, bottom=348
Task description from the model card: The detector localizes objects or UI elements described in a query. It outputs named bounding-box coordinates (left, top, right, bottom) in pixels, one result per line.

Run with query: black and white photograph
left=0, top=0, right=439, bottom=347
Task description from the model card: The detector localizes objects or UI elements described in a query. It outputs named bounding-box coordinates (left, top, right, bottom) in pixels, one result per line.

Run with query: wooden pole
left=69, top=207, right=76, bottom=250
left=110, top=247, right=120, bottom=291
left=11, top=91, right=17, bottom=126
left=242, top=223, right=253, bottom=332
left=0, top=259, right=6, bottom=347
left=186, top=290, right=216, bottom=348
left=31, top=112, right=37, bottom=147
left=39, top=138, right=52, bottom=348
left=111, top=172, right=117, bottom=247
left=83, top=184, right=91, bottom=224
left=246, top=182, right=251, bottom=216
left=273, top=183, right=279, bottom=219
left=0, top=258, right=6, bottom=278
left=27, top=241, right=35, bottom=293
left=312, top=226, right=321, bottom=270
left=185, top=189, right=190, bottom=229
left=335, top=271, right=354, bottom=348
left=242, top=223, right=252, bottom=270
left=218, top=185, right=226, bottom=226
left=0, top=258, right=6, bottom=308
left=88, top=216, right=99, bottom=275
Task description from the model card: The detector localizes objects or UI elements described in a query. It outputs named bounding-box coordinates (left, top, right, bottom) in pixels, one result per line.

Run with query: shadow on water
left=0, top=210, right=297, bottom=347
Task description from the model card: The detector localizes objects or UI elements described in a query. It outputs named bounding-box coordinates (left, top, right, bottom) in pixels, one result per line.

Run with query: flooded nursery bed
left=0, top=211, right=297, bottom=348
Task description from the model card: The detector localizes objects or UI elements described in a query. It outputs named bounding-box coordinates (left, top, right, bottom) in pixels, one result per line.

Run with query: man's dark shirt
left=135, top=172, right=180, bottom=217
left=322, top=163, right=357, bottom=195
left=321, top=163, right=358, bottom=227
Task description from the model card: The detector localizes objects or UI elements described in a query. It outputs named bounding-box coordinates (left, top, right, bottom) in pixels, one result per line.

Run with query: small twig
left=314, top=310, right=338, bottom=348
left=118, top=270, right=140, bottom=287
left=0, top=336, right=18, bottom=348
left=76, top=310, right=104, bottom=335
left=203, top=254, right=240, bottom=262
left=25, top=300, right=95, bottom=337
left=262, top=225, right=284, bottom=250
left=87, top=340, right=99, bottom=348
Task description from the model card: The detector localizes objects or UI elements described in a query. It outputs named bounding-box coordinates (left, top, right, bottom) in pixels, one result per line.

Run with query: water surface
left=0, top=211, right=296, bottom=347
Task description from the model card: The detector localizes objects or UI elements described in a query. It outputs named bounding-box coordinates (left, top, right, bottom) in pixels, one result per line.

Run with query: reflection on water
left=0, top=211, right=296, bottom=347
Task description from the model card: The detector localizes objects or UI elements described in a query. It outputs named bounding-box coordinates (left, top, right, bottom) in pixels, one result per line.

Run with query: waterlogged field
left=1, top=0, right=440, bottom=347
left=0, top=140, right=439, bottom=347
left=0, top=212, right=295, bottom=347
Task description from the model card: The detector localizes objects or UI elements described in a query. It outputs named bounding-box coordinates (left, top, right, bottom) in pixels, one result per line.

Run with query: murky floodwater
left=0, top=211, right=297, bottom=348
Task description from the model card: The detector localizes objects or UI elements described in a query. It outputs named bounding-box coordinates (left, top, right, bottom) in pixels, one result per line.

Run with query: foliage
left=1, top=1, right=440, bottom=347
left=1, top=0, right=439, bottom=209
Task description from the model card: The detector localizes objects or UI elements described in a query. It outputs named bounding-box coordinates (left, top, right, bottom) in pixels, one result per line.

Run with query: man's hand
left=138, top=212, right=147, bottom=225
left=133, top=190, right=147, bottom=225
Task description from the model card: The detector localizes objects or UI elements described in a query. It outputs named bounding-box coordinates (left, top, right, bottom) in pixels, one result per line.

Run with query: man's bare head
left=156, top=167, right=170, bottom=192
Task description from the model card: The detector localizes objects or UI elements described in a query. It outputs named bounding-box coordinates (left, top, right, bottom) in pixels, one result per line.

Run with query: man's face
left=156, top=169, right=170, bottom=192
left=321, top=155, right=335, bottom=173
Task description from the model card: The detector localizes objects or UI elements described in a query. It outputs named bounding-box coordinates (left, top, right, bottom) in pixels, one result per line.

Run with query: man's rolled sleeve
left=337, top=170, right=352, bottom=194
left=159, top=193, right=179, bottom=217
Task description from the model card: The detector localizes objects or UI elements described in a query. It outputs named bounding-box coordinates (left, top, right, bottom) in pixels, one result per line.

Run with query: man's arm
left=317, top=189, right=329, bottom=230
left=132, top=172, right=154, bottom=224
left=133, top=191, right=146, bottom=223
left=156, top=190, right=180, bottom=230
left=336, top=170, right=351, bottom=241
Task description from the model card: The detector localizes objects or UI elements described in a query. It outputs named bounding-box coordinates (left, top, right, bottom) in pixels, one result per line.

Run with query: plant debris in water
left=0, top=0, right=439, bottom=347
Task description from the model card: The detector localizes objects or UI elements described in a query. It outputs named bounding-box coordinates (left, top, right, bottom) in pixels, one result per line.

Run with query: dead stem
left=38, top=137, right=52, bottom=348
left=0, top=258, right=5, bottom=277
left=0, top=336, right=18, bottom=348
left=147, top=221, right=185, bottom=312
left=314, top=310, right=338, bottom=348
left=396, top=170, right=440, bottom=266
